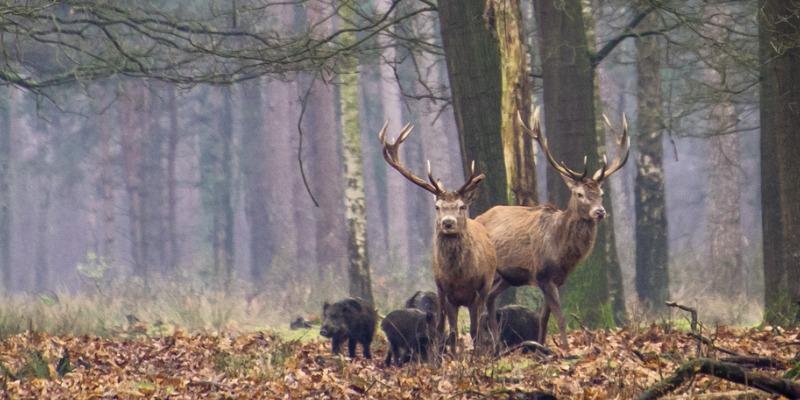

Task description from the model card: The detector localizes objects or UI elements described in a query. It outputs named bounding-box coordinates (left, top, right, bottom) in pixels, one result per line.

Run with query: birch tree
left=340, top=3, right=374, bottom=304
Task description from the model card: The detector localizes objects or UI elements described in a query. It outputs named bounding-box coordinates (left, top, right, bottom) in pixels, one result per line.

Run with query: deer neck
left=554, top=206, right=598, bottom=266
left=435, top=230, right=468, bottom=268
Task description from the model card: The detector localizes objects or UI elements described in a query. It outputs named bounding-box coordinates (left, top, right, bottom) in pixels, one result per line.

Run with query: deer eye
left=576, top=192, right=584, bottom=199
left=459, top=205, right=467, bottom=210
left=434, top=205, right=440, bottom=210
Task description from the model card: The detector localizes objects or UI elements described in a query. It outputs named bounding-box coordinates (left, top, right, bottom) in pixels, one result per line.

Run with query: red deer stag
left=479, top=108, right=629, bottom=350
left=379, top=122, right=498, bottom=354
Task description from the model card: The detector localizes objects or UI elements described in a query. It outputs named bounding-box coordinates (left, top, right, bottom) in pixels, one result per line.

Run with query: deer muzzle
left=592, top=207, right=607, bottom=220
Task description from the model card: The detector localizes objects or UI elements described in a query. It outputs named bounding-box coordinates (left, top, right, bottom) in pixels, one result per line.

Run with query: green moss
left=562, top=253, right=615, bottom=330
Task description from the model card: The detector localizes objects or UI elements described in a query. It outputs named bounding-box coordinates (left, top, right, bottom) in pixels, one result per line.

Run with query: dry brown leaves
left=0, top=324, right=797, bottom=399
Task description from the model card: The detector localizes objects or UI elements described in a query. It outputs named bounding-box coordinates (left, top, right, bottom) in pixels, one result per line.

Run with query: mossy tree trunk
left=488, top=0, right=537, bottom=305
left=760, top=0, right=800, bottom=324
left=535, top=0, right=621, bottom=327
left=634, top=12, right=669, bottom=315
left=340, top=5, right=374, bottom=305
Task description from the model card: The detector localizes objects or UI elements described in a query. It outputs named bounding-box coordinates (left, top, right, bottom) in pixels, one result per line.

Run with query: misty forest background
left=0, top=0, right=798, bottom=335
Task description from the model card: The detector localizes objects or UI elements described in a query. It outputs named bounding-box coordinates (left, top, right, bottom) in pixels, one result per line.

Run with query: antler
left=518, top=107, right=588, bottom=182
left=378, top=121, right=443, bottom=195
left=456, top=160, right=486, bottom=196
left=592, top=113, right=630, bottom=182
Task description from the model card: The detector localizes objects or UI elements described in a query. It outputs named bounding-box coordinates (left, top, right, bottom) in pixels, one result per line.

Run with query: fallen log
left=637, top=358, right=800, bottom=400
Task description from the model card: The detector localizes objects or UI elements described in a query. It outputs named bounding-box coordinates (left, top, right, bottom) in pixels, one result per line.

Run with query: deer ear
left=462, top=187, right=480, bottom=204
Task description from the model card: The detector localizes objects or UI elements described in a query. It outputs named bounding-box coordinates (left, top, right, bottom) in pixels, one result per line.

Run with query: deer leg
left=435, top=286, right=448, bottom=353
left=469, top=294, right=488, bottom=354
left=541, top=281, right=568, bottom=350
left=538, top=302, right=551, bottom=344
left=485, top=278, right=509, bottom=349
left=444, top=300, right=459, bottom=355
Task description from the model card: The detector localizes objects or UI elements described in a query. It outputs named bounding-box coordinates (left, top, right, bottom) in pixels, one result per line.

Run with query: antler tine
left=378, top=120, right=389, bottom=145
left=426, top=160, right=444, bottom=193
left=579, top=155, right=588, bottom=180
left=379, top=122, right=442, bottom=195
left=457, top=159, right=485, bottom=195
left=520, top=107, right=586, bottom=181
left=593, top=113, right=631, bottom=181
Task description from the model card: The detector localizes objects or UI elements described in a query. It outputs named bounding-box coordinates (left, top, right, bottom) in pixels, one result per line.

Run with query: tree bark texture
left=535, top=0, right=596, bottom=207
left=759, top=0, right=800, bottom=323
left=438, top=0, right=507, bottom=215
left=634, top=14, right=669, bottom=315
left=492, top=0, right=537, bottom=207
left=341, top=6, right=374, bottom=305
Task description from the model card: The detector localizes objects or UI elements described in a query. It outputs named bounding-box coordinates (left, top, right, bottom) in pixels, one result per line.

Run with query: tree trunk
left=119, top=82, right=147, bottom=281
left=97, top=99, right=116, bottom=263
left=340, top=6, right=374, bottom=304
left=634, top=13, right=669, bottom=315
left=218, top=86, right=235, bottom=287
left=489, top=0, right=537, bottom=305
left=535, top=0, right=596, bottom=207
left=165, top=85, right=179, bottom=271
left=491, top=0, right=537, bottom=207
left=438, top=0, right=507, bottom=215
left=34, top=178, right=51, bottom=291
left=198, top=87, right=235, bottom=288
left=239, top=80, right=273, bottom=284
left=142, top=84, right=168, bottom=273
left=534, top=0, right=611, bottom=327
left=759, top=0, right=800, bottom=324
left=0, top=87, right=12, bottom=293
left=359, top=62, right=388, bottom=283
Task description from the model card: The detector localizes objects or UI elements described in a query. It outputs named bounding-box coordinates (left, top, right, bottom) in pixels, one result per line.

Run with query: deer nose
left=594, top=208, right=607, bottom=220
left=442, top=217, right=456, bottom=229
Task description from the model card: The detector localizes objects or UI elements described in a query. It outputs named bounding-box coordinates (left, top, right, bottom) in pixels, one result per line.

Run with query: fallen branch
left=496, top=340, right=553, bottom=358
left=662, top=390, right=763, bottom=399
left=688, top=333, right=741, bottom=357
left=719, top=355, right=788, bottom=370
left=637, top=358, right=800, bottom=400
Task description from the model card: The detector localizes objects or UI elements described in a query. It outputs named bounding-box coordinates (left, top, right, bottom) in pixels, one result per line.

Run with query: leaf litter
left=0, top=324, right=797, bottom=399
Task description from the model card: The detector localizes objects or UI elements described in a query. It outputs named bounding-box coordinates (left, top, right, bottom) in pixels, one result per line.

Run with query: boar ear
left=346, top=299, right=362, bottom=311
left=323, top=302, right=330, bottom=312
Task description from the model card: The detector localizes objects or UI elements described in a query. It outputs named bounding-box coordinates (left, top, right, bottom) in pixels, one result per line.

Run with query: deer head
left=379, top=121, right=485, bottom=236
left=519, top=107, right=629, bottom=221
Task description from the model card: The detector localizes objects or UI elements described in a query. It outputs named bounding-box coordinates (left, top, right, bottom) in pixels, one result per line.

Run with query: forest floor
left=0, top=323, right=798, bottom=399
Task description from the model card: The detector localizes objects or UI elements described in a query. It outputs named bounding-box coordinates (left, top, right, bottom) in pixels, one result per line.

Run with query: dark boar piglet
left=320, top=298, right=377, bottom=359
left=381, top=309, right=436, bottom=366
left=404, top=290, right=439, bottom=315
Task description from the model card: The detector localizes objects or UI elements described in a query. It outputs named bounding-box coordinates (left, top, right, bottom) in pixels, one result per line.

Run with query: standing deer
left=379, top=122, right=498, bottom=354
left=479, top=107, right=629, bottom=350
